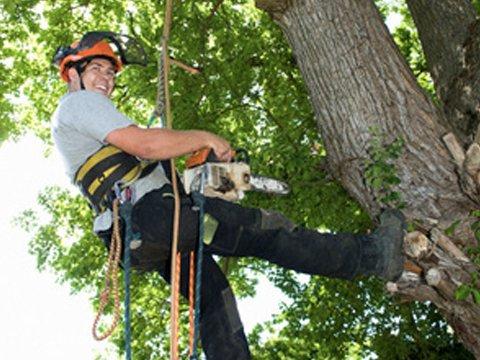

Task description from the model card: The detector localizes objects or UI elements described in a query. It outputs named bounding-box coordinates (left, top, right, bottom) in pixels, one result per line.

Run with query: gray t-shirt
left=52, top=90, right=134, bottom=179
left=52, top=90, right=170, bottom=231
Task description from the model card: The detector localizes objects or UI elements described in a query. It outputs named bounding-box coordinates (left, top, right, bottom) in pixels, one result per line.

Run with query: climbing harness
left=74, top=144, right=157, bottom=213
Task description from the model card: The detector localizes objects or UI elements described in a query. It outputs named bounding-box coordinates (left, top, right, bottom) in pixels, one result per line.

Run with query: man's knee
left=259, top=208, right=296, bottom=232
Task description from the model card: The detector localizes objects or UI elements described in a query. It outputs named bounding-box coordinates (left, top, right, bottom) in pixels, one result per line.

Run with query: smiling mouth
left=95, top=85, right=108, bottom=93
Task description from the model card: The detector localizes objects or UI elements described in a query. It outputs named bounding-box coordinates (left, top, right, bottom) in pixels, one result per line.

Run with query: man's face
left=81, top=58, right=116, bottom=97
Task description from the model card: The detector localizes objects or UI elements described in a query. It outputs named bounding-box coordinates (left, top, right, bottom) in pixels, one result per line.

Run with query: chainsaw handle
left=234, top=148, right=250, bottom=164
left=186, top=148, right=211, bottom=168
left=186, top=147, right=248, bottom=168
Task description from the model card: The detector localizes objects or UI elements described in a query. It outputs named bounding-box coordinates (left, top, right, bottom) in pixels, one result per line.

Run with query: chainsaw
left=183, top=148, right=290, bottom=201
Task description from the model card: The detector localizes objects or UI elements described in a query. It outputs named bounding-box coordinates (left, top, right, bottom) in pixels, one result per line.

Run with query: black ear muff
left=52, top=45, right=75, bottom=66
left=74, top=62, right=88, bottom=90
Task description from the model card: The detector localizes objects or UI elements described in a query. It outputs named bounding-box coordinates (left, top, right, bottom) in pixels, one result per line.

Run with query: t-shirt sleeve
left=62, top=90, right=134, bottom=143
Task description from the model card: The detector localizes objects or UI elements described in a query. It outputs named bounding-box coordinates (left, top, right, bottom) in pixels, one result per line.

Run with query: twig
left=430, top=228, right=469, bottom=262
left=170, top=57, right=201, bottom=74
left=207, top=0, right=225, bottom=23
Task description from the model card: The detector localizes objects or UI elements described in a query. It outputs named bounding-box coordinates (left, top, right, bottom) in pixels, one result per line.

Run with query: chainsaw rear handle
left=186, top=147, right=249, bottom=169
left=234, top=148, right=250, bottom=164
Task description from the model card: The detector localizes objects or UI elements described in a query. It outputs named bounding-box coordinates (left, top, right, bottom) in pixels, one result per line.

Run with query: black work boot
left=359, top=209, right=406, bottom=281
left=259, top=209, right=296, bottom=232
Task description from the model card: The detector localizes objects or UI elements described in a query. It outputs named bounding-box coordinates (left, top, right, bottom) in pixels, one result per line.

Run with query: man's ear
left=67, top=67, right=81, bottom=92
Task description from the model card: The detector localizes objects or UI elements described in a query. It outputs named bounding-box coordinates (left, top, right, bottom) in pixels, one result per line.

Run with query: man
left=52, top=32, right=406, bottom=360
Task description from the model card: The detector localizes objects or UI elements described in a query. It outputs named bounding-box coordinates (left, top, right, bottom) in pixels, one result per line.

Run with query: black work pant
left=106, top=186, right=366, bottom=360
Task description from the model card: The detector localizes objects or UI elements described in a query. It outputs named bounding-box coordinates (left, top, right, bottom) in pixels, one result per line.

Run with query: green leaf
left=455, top=284, right=472, bottom=301
left=473, top=290, right=480, bottom=304
left=445, top=220, right=461, bottom=236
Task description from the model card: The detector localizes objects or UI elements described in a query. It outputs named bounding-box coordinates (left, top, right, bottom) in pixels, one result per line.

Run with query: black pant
left=104, top=186, right=366, bottom=359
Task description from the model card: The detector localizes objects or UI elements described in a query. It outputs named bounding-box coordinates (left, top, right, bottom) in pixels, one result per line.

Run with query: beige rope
left=157, top=1, right=183, bottom=359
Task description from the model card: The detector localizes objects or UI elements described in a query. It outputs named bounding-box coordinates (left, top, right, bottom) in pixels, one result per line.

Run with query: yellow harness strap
left=74, top=145, right=156, bottom=213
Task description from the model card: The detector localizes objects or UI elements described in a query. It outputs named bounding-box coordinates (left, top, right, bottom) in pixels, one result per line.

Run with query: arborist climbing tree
left=51, top=30, right=406, bottom=360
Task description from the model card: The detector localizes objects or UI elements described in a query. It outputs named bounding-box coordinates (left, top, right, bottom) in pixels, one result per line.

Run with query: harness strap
left=80, top=152, right=136, bottom=192
left=76, top=145, right=125, bottom=181
left=89, top=159, right=139, bottom=212
left=75, top=145, right=158, bottom=213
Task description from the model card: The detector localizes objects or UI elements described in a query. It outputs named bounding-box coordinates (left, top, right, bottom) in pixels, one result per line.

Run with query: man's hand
left=204, top=132, right=233, bottom=162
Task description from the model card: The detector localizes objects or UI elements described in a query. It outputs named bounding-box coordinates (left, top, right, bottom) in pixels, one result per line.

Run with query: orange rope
left=169, top=159, right=181, bottom=360
left=92, top=198, right=122, bottom=341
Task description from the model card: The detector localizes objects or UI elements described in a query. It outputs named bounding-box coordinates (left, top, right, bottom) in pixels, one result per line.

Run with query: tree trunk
left=256, top=0, right=480, bottom=357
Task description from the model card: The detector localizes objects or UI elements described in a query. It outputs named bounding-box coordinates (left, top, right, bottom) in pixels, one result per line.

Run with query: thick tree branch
left=406, top=0, right=478, bottom=145
left=256, top=0, right=291, bottom=21
left=405, top=0, right=476, bottom=101
left=448, top=20, right=480, bottom=145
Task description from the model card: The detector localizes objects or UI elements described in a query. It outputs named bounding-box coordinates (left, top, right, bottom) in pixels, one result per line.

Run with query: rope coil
left=92, top=198, right=123, bottom=341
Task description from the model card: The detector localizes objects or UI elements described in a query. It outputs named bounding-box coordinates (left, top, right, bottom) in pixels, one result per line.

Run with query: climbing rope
left=152, top=1, right=185, bottom=359
left=91, top=1, right=201, bottom=357
left=188, top=251, right=196, bottom=355
left=149, top=46, right=166, bottom=128
left=92, top=198, right=123, bottom=341
left=110, top=0, right=201, bottom=356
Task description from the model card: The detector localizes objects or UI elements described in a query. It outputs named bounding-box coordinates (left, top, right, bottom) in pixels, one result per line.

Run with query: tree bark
left=256, top=0, right=480, bottom=357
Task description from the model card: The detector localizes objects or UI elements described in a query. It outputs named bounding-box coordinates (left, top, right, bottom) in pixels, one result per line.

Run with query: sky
left=0, top=135, right=285, bottom=359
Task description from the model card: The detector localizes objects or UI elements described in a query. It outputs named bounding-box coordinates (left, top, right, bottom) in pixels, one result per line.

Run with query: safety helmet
left=53, top=31, right=147, bottom=82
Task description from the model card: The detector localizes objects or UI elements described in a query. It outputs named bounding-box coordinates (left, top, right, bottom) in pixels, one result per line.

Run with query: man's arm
left=105, top=125, right=233, bottom=161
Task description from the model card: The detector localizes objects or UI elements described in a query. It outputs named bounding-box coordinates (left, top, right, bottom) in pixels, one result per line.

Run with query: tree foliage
left=4, top=0, right=475, bottom=358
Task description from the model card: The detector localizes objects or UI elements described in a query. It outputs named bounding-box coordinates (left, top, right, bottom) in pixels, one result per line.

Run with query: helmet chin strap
left=74, top=62, right=87, bottom=90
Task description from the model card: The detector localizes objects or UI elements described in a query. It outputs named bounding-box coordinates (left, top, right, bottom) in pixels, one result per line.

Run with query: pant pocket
left=206, top=223, right=244, bottom=256
left=131, top=239, right=169, bottom=271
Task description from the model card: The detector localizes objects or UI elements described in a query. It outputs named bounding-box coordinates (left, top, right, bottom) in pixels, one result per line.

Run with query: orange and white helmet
left=53, top=31, right=147, bottom=82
